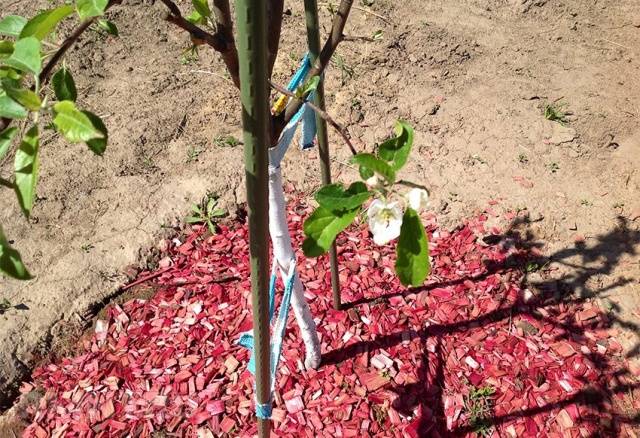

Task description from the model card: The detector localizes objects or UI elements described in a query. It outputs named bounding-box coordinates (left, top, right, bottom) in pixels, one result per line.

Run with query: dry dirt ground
left=1, top=0, right=639, bottom=426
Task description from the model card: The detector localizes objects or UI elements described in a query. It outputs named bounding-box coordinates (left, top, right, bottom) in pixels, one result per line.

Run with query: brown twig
left=269, top=80, right=357, bottom=156
left=120, top=267, right=172, bottom=292
left=211, top=0, right=239, bottom=85
left=342, top=34, right=376, bottom=42
left=353, top=5, right=392, bottom=24
left=39, top=19, right=95, bottom=85
left=273, top=0, right=354, bottom=141
left=159, top=0, right=240, bottom=87
left=0, top=0, right=122, bottom=133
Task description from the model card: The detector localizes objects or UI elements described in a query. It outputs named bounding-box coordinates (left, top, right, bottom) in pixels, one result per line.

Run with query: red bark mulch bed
left=20, top=198, right=639, bottom=437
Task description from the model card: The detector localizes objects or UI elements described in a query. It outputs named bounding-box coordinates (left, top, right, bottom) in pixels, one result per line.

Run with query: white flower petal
left=365, top=175, right=380, bottom=188
left=406, top=188, right=429, bottom=211
left=367, top=200, right=403, bottom=245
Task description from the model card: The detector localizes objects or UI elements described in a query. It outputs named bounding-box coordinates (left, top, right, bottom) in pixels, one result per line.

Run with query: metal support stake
left=304, top=0, right=342, bottom=310
left=235, top=1, right=271, bottom=436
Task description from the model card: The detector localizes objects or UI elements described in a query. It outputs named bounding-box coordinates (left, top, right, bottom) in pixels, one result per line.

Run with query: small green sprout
left=186, top=194, right=227, bottom=235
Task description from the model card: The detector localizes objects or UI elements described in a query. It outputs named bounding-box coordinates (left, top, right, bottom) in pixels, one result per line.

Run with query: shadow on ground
left=325, top=214, right=640, bottom=437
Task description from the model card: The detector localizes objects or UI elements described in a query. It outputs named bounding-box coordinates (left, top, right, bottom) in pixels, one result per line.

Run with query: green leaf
left=82, top=111, right=107, bottom=155
left=0, top=94, right=27, bottom=118
left=296, top=76, right=320, bottom=98
left=0, top=224, right=32, bottom=280
left=77, top=0, right=109, bottom=20
left=4, top=37, right=41, bottom=74
left=192, top=0, right=211, bottom=18
left=52, top=101, right=103, bottom=143
left=186, top=11, right=206, bottom=25
left=2, top=79, right=41, bottom=110
left=52, top=67, right=77, bottom=101
left=185, top=216, right=203, bottom=223
left=395, top=207, right=430, bottom=287
left=0, top=66, right=21, bottom=79
left=0, top=126, right=17, bottom=160
left=378, top=120, right=414, bottom=171
left=20, top=6, right=74, bottom=40
left=302, top=205, right=359, bottom=257
left=14, top=125, right=39, bottom=217
left=351, top=153, right=396, bottom=183
left=0, top=40, right=14, bottom=58
left=210, top=208, right=226, bottom=217
left=97, top=19, right=118, bottom=36
left=359, top=165, right=374, bottom=180
left=0, top=15, right=27, bottom=38
left=315, top=181, right=370, bottom=213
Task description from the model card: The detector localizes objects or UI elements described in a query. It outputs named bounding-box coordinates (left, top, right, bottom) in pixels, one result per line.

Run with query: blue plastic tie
left=255, top=400, right=273, bottom=420
left=269, top=54, right=319, bottom=168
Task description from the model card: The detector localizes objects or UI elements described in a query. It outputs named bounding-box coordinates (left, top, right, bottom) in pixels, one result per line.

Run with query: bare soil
left=1, top=0, right=639, bottom=427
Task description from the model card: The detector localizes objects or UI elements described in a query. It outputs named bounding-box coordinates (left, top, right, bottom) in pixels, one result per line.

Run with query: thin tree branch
left=39, top=19, right=94, bottom=85
left=269, top=80, right=357, bottom=156
left=273, top=0, right=354, bottom=140
left=159, top=0, right=240, bottom=87
left=0, top=0, right=121, bottom=133
left=267, top=0, right=285, bottom=75
left=211, top=0, right=239, bottom=84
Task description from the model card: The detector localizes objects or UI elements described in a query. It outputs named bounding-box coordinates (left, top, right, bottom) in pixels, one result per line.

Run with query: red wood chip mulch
left=20, top=198, right=639, bottom=437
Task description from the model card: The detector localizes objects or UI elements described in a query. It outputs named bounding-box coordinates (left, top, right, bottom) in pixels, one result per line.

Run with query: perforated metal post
left=235, top=1, right=271, bottom=436
left=304, top=0, right=342, bottom=310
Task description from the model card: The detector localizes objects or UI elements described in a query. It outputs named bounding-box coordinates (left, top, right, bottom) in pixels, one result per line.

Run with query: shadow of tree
left=323, top=212, right=640, bottom=436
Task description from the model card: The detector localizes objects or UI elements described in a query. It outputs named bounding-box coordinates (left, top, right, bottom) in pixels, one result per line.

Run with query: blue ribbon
left=269, top=54, right=319, bottom=168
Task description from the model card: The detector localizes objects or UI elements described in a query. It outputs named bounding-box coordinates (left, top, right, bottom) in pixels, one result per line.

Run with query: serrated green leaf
left=0, top=94, right=27, bottom=118
left=82, top=110, right=107, bottom=155
left=52, top=101, right=103, bottom=143
left=0, top=224, right=32, bottom=280
left=302, top=205, right=359, bottom=257
left=0, top=126, right=17, bottom=160
left=315, top=181, right=370, bottom=213
left=185, top=216, right=203, bottom=223
left=395, top=207, right=430, bottom=287
left=97, top=19, right=118, bottom=36
left=52, top=67, right=77, bottom=101
left=14, top=125, right=39, bottom=218
left=378, top=120, right=414, bottom=171
left=206, top=198, right=216, bottom=215
left=351, top=153, right=396, bottom=183
left=77, top=0, right=109, bottom=20
left=2, top=79, right=40, bottom=110
left=20, top=6, right=74, bottom=40
left=0, top=15, right=27, bottom=38
left=191, top=0, right=211, bottom=18
left=4, top=37, right=41, bottom=74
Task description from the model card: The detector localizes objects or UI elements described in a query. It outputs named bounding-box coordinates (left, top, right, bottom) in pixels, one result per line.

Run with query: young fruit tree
left=0, top=0, right=431, bottom=434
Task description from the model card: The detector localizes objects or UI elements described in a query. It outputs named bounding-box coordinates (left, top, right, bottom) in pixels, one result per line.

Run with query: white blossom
left=365, top=175, right=380, bottom=188
left=367, top=199, right=403, bottom=245
left=406, top=188, right=429, bottom=211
